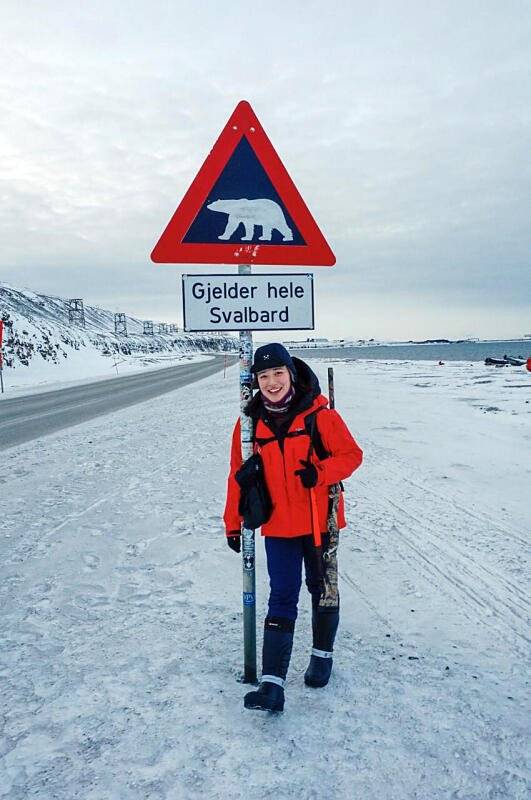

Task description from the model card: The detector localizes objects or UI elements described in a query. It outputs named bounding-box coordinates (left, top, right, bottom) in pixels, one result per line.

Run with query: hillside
left=0, top=283, right=236, bottom=390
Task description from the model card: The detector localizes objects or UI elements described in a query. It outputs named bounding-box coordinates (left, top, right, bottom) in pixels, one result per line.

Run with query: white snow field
left=1, top=359, right=529, bottom=799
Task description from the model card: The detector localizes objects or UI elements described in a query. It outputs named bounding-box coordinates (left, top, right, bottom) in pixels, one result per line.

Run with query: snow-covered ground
left=1, top=359, right=529, bottom=799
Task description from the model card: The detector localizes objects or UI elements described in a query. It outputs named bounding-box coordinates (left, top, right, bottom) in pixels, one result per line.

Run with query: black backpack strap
left=252, top=408, right=331, bottom=460
left=307, top=408, right=344, bottom=491
left=255, top=435, right=277, bottom=448
left=252, top=416, right=276, bottom=450
left=304, top=408, right=330, bottom=461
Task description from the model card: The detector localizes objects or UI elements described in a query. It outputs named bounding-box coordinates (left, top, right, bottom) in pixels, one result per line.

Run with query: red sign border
left=151, top=101, right=335, bottom=267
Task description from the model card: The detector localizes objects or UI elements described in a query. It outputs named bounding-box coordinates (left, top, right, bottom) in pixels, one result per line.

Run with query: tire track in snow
left=346, top=481, right=529, bottom=655
left=39, top=497, right=108, bottom=541
left=355, top=469, right=529, bottom=626
left=403, top=475, right=528, bottom=546
left=392, top=523, right=529, bottom=658
left=383, top=493, right=529, bottom=619
left=339, top=567, right=400, bottom=634
left=353, top=445, right=528, bottom=613
left=399, top=480, right=529, bottom=594
left=355, top=427, right=527, bottom=545
left=343, top=509, right=502, bottom=642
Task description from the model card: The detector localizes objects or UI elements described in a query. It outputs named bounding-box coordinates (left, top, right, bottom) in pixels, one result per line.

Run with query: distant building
left=282, top=338, right=332, bottom=349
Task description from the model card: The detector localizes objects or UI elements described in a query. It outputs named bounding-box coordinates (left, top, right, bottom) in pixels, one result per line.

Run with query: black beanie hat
left=251, top=343, right=297, bottom=378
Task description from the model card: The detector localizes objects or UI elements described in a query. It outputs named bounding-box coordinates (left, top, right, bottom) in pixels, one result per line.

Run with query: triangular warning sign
left=151, top=101, right=335, bottom=267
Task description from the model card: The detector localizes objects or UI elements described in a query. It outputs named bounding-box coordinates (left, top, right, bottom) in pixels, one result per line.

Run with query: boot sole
left=244, top=700, right=284, bottom=712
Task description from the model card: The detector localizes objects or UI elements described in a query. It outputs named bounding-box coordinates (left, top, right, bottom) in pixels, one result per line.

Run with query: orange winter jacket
left=224, top=393, right=363, bottom=538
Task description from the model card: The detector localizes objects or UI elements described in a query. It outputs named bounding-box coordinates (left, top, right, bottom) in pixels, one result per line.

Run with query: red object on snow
left=526, top=357, right=531, bottom=372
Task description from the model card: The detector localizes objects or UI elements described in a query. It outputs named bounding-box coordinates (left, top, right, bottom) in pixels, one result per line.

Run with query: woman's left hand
left=295, top=459, right=318, bottom=489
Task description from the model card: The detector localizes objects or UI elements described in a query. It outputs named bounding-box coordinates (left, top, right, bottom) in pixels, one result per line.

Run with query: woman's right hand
left=226, top=531, right=241, bottom=553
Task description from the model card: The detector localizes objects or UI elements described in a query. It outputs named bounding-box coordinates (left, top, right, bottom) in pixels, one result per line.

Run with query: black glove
left=295, top=459, right=318, bottom=489
left=226, top=532, right=241, bottom=553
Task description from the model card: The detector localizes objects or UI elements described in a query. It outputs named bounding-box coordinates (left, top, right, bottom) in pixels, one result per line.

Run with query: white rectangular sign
left=182, top=273, right=314, bottom=331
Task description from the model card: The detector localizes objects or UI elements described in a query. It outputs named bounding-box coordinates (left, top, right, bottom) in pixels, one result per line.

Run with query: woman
left=224, top=343, right=363, bottom=712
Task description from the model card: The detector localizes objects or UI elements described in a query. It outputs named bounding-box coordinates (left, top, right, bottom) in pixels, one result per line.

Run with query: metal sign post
left=238, top=264, right=257, bottom=683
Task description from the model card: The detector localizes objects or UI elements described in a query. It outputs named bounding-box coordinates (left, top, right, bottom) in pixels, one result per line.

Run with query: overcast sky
left=1, top=0, right=530, bottom=340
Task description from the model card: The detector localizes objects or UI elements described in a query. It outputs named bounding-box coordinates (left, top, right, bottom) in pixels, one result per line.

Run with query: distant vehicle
left=485, top=356, right=525, bottom=367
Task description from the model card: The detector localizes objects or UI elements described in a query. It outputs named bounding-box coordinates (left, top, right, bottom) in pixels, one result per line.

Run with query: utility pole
left=114, top=313, right=127, bottom=336
left=68, top=299, right=86, bottom=327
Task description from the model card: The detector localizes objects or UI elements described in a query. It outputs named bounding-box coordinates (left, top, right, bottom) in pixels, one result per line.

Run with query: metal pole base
left=243, top=666, right=258, bottom=685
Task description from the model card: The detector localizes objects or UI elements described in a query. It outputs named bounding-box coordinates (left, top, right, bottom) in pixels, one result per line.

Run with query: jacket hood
left=245, top=356, right=324, bottom=419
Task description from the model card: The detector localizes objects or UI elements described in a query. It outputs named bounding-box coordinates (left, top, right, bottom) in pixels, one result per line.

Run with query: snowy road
left=1, top=359, right=529, bottom=799
left=0, top=356, right=236, bottom=451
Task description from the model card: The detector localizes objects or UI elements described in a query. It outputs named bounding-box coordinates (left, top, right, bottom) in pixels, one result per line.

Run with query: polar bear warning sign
left=151, top=100, right=335, bottom=267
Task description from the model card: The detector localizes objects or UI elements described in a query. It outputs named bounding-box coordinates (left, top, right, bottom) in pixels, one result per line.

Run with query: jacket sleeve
left=314, top=409, right=363, bottom=487
left=223, top=418, right=243, bottom=535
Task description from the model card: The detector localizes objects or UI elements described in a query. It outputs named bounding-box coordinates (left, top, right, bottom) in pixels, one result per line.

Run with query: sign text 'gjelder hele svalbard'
left=182, top=274, right=314, bottom=331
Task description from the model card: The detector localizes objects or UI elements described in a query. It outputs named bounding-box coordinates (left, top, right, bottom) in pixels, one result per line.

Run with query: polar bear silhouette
left=207, top=198, right=293, bottom=242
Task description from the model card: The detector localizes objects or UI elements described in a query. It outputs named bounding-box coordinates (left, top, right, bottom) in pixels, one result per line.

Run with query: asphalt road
left=0, top=355, right=236, bottom=451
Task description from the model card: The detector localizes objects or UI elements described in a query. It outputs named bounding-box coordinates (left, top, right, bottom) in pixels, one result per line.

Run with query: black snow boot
left=304, top=601, right=339, bottom=688
left=244, top=617, right=295, bottom=712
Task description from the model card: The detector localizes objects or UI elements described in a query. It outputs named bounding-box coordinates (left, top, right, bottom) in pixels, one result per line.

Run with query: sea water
left=290, top=339, right=531, bottom=362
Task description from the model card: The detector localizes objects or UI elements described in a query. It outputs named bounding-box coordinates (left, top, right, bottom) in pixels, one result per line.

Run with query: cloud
left=1, top=0, right=530, bottom=338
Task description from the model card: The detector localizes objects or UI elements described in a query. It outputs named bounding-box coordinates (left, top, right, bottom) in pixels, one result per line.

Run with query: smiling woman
left=223, top=342, right=363, bottom=712
left=256, top=365, right=292, bottom=404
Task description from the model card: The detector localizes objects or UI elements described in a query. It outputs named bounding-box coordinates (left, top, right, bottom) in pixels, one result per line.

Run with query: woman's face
left=257, top=366, right=292, bottom=403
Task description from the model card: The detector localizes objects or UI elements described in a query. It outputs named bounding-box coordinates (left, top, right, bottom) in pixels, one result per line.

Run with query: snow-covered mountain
left=0, top=282, right=236, bottom=390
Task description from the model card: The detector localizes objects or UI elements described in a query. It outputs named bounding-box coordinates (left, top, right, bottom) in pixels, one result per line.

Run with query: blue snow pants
left=265, top=534, right=328, bottom=621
